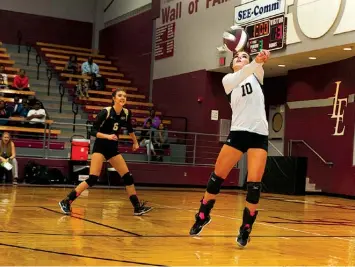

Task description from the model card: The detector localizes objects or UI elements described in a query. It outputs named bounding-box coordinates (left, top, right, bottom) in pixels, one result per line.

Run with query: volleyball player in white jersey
left=189, top=49, right=270, bottom=248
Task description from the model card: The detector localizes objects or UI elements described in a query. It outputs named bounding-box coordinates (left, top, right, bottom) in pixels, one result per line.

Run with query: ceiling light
left=309, top=57, right=317, bottom=60
left=343, top=47, right=352, bottom=51
left=278, top=64, right=286, bottom=67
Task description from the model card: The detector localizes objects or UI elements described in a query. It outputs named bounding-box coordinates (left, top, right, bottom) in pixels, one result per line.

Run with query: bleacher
left=0, top=42, right=62, bottom=150
left=0, top=40, right=173, bottom=161
left=36, top=41, right=172, bottom=131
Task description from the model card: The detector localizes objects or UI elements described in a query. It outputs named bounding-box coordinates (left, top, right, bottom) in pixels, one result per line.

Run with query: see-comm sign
left=234, top=0, right=286, bottom=25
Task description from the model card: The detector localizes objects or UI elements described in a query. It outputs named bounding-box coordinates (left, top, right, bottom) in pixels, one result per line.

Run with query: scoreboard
left=243, top=14, right=287, bottom=55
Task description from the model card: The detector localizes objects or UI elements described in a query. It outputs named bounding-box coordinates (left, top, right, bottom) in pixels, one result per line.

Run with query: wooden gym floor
left=0, top=185, right=355, bottom=266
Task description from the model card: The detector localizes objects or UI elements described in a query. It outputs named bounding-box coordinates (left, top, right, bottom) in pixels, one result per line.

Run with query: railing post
left=17, top=31, right=22, bottom=53
left=72, top=102, right=78, bottom=132
left=36, top=54, right=42, bottom=80
left=26, top=43, right=31, bottom=66
left=147, top=130, right=152, bottom=163
left=46, top=123, right=51, bottom=159
left=86, top=120, right=93, bottom=139
left=42, top=122, right=48, bottom=159
left=193, top=134, right=197, bottom=165
left=46, top=68, right=52, bottom=96
left=59, top=83, right=65, bottom=113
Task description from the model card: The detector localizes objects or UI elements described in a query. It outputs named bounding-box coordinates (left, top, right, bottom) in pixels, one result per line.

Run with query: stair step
left=50, top=113, right=81, bottom=120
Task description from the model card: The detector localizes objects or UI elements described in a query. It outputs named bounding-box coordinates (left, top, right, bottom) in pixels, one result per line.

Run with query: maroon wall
left=99, top=11, right=153, bottom=96
left=0, top=10, right=93, bottom=48
left=285, top=57, right=355, bottom=196
left=153, top=70, right=208, bottom=133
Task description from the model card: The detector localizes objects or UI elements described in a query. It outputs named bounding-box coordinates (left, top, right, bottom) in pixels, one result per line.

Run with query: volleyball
left=223, top=26, right=248, bottom=53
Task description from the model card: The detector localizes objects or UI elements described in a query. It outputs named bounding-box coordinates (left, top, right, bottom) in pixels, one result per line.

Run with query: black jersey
left=91, top=106, right=134, bottom=137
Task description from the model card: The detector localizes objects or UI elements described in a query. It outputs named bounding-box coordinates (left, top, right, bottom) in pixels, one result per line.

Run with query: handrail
left=35, top=54, right=42, bottom=80
left=46, top=68, right=52, bottom=96
left=288, top=139, right=333, bottom=166
left=72, top=102, right=79, bottom=132
left=58, top=83, right=65, bottom=113
left=26, top=43, right=32, bottom=66
left=17, top=31, right=22, bottom=53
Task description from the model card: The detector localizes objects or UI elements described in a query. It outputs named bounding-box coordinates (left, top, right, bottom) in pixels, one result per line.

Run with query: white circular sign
left=297, top=0, right=342, bottom=38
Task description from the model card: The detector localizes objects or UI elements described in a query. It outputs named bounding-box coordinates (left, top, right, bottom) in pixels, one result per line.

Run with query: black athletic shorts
left=225, top=130, right=268, bottom=153
left=92, top=139, right=120, bottom=160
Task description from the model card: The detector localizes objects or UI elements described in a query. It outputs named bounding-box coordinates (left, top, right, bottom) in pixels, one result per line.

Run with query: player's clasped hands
left=255, top=49, right=270, bottom=63
left=132, top=142, right=139, bottom=152
left=107, top=134, right=118, bottom=141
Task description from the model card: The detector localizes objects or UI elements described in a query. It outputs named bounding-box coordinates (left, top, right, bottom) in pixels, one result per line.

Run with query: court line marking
left=149, top=202, right=355, bottom=243
left=0, top=242, right=165, bottom=266
left=40, top=206, right=142, bottom=237
left=0, top=230, right=354, bottom=238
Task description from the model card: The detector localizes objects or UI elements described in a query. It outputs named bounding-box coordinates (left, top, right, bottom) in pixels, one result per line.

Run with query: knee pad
left=122, top=172, right=134, bottom=186
left=206, top=172, right=224, bottom=194
left=246, top=182, right=261, bottom=204
left=86, top=175, right=98, bottom=187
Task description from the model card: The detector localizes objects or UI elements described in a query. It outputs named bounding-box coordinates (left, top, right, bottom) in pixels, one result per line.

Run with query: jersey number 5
left=241, top=83, right=253, bottom=96
left=113, top=123, right=119, bottom=131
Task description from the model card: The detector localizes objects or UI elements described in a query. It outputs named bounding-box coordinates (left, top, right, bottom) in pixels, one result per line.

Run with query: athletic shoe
left=236, top=225, right=251, bottom=247
left=59, top=199, right=71, bottom=214
left=134, top=201, right=153, bottom=216
left=189, top=213, right=212, bottom=236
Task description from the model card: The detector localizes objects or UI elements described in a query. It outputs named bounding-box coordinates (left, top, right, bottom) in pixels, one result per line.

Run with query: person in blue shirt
left=81, top=57, right=99, bottom=76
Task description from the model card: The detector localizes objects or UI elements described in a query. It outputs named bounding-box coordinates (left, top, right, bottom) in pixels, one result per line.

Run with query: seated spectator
left=154, top=123, right=169, bottom=162
left=11, top=69, right=30, bottom=91
left=154, top=123, right=169, bottom=148
left=0, top=132, right=19, bottom=184
left=26, top=101, right=46, bottom=128
left=139, top=119, right=156, bottom=158
left=10, top=97, right=29, bottom=117
left=82, top=57, right=105, bottom=91
left=0, top=100, right=10, bottom=125
left=64, top=55, right=79, bottom=74
left=76, top=79, right=89, bottom=98
left=81, top=57, right=99, bottom=77
left=27, top=96, right=49, bottom=119
left=143, top=109, right=161, bottom=129
left=0, top=65, right=8, bottom=89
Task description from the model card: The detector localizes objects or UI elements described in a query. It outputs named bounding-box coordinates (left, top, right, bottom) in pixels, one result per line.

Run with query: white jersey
left=222, top=60, right=268, bottom=136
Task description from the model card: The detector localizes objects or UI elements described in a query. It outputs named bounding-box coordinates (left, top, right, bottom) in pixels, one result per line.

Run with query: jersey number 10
left=241, top=83, right=253, bottom=97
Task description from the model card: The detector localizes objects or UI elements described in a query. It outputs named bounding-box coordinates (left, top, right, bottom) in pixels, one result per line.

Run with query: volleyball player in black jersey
left=59, top=89, right=152, bottom=216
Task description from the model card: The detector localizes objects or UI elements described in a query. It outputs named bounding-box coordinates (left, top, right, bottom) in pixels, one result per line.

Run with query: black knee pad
left=246, top=182, right=262, bottom=204
left=86, top=175, right=98, bottom=187
left=122, top=172, right=134, bottom=186
left=206, top=172, right=224, bottom=194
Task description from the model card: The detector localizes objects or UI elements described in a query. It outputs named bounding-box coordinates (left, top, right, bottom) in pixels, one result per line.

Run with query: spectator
left=64, top=55, right=79, bottom=74
left=139, top=119, right=156, bottom=158
left=12, top=69, right=30, bottom=91
left=10, top=97, right=28, bottom=117
left=154, top=123, right=169, bottom=148
left=154, top=123, right=169, bottom=162
left=0, top=132, right=18, bottom=184
left=76, top=79, right=89, bottom=98
left=0, top=100, right=10, bottom=125
left=81, top=57, right=99, bottom=76
left=26, top=101, right=46, bottom=127
left=143, top=109, right=161, bottom=129
left=81, top=57, right=105, bottom=91
left=27, top=96, right=49, bottom=119
left=0, top=65, right=8, bottom=89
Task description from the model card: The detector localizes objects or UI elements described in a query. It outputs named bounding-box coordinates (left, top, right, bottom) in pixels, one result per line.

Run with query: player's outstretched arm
left=223, top=50, right=270, bottom=92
